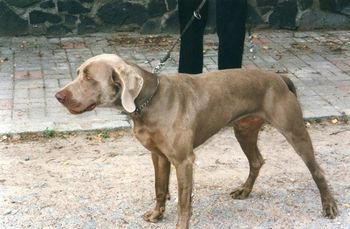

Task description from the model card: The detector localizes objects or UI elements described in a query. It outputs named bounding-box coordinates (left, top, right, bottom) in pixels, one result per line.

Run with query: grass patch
left=97, top=130, right=110, bottom=139
left=43, top=128, right=55, bottom=138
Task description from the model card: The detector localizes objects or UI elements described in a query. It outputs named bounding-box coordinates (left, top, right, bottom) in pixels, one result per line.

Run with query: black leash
left=134, top=0, right=206, bottom=115
left=153, top=0, right=207, bottom=74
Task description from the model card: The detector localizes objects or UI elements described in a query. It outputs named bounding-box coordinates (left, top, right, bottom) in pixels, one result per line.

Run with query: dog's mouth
left=68, top=103, right=97, bottom=114
left=85, top=103, right=97, bottom=111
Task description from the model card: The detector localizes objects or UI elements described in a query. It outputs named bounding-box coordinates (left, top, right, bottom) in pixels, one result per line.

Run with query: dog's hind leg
left=231, top=117, right=265, bottom=199
left=268, top=94, right=338, bottom=219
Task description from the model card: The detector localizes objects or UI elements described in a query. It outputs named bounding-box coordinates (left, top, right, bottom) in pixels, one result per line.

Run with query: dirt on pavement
left=0, top=123, right=350, bottom=228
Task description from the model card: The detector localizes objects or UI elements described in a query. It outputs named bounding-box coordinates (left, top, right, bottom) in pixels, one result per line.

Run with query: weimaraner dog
left=55, top=54, right=337, bottom=228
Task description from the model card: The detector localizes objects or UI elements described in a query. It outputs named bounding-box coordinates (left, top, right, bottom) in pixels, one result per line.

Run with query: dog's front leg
left=143, top=151, right=171, bottom=223
left=175, top=158, right=194, bottom=229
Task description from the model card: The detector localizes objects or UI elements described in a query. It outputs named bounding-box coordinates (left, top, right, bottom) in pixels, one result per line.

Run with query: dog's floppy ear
left=112, top=64, right=143, bottom=113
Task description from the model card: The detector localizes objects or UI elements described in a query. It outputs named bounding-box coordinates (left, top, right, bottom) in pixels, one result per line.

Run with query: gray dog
left=56, top=54, right=338, bottom=229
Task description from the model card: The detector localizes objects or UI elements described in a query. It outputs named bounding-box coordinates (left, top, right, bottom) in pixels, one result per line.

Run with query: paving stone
left=0, top=92, right=12, bottom=100
left=0, top=65, right=13, bottom=73
left=58, top=79, right=71, bottom=87
left=44, top=79, right=60, bottom=89
left=15, top=70, right=42, bottom=80
left=0, top=110, right=12, bottom=121
left=12, top=109, right=28, bottom=119
left=44, top=74, right=68, bottom=80
left=0, top=78, right=12, bottom=88
left=46, top=98, right=61, bottom=108
left=15, top=79, right=43, bottom=89
left=0, top=31, right=349, bottom=134
left=0, top=99, right=12, bottom=110
left=14, top=88, right=29, bottom=98
left=90, top=47, right=104, bottom=56
left=13, top=102, right=29, bottom=111
left=29, top=107, right=46, bottom=119
left=60, top=41, right=86, bottom=49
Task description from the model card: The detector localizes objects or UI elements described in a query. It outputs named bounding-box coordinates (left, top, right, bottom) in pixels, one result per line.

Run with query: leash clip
left=150, top=0, right=206, bottom=74
left=153, top=62, right=165, bottom=74
left=193, top=11, right=201, bottom=20
left=153, top=52, right=170, bottom=74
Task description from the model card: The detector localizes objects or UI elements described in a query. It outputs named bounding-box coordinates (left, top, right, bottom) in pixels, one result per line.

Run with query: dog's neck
left=132, top=65, right=160, bottom=115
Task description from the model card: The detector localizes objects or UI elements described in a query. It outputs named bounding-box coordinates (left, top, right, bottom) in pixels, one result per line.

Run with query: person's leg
left=178, top=0, right=208, bottom=74
left=216, top=0, right=247, bottom=69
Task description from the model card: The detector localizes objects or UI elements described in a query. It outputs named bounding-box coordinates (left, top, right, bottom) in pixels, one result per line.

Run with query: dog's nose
left=55, top=91, right=66, bottom=104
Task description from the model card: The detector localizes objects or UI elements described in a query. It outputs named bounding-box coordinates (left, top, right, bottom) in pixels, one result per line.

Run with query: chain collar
left=134, top=76, right=160, bottom=115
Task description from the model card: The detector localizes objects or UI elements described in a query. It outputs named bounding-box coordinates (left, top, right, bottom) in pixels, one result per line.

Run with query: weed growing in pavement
left=43, top=128, right=55, bottom=138
left=97, top=130, right=109, bottom=139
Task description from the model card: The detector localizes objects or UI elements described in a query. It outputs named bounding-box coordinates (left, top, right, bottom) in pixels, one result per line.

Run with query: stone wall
left=0, top=0, right=349, bottom=36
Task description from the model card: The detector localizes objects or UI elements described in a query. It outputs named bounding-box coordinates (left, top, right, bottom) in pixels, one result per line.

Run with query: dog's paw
left=143, top=208, right=164, bottom=223
left=230, top=187, right=251, bottom=199
left=322, top=199, right=338, bottom=219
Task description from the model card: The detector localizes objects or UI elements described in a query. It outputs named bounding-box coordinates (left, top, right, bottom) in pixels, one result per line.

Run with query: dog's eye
left=84, top=74, right=91, bottom=81
left=82, top=68, right=91, bottom=81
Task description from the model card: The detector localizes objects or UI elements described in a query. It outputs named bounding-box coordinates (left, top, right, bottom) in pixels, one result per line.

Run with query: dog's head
left=55, top=54, right=144, bottom=114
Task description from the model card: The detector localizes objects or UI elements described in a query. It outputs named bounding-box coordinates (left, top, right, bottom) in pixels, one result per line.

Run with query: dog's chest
left=133, top=125, right=158, bottom=152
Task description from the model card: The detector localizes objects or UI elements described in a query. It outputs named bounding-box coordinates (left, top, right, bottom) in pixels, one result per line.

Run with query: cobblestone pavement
left=0, top=30, right=349, bottom=134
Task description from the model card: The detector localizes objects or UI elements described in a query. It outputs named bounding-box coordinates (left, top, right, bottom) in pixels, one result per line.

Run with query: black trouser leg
left=178, top=0, right=208, bottom=74
left=216, top=0, right=247, bottom=69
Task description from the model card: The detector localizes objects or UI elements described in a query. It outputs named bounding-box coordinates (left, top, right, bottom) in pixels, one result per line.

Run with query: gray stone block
left=29, top=10, right=62, bottom=24
left=0, top=2, right=28, bottom=35
left=58, top=0, right=90, bottom=14
left=269, top=0, right=298, bottom=29
left=5, top=0, right=40, bottom=8
left=40, top=0, right=55, bottom=9
left=148, top=0, right=167, bottom=18
left=97, top=1, right=147, bottom=26
left=47, top=24, right=71, bottom=35
left=298, top=10, right=350, bottom=30
left=77, top=16, right=97, bottom=34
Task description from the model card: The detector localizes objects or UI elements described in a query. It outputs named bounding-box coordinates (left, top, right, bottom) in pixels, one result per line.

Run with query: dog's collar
left=134, top=76, right=160, bottom=115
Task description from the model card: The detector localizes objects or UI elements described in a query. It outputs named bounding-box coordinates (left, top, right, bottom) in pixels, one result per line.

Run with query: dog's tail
left=281, top=75, right=297, bottom=97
